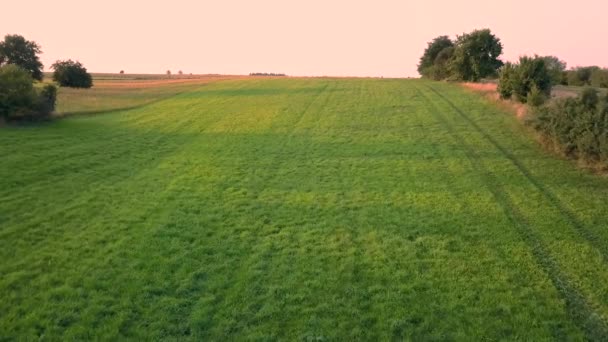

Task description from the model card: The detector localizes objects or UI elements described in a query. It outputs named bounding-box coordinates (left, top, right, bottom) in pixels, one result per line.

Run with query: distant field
left=46, top=74, right=242, bottom=116
left=2, top=78, right=608, bottom=340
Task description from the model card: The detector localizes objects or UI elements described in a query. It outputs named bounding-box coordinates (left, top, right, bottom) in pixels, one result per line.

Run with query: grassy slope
left=1, top=78, right=608, bottom=340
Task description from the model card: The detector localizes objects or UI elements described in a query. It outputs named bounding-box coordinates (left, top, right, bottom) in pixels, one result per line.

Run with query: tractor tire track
left=416, top=86, right=608, bottom=340
left=426, top=84, right=608, bottom=264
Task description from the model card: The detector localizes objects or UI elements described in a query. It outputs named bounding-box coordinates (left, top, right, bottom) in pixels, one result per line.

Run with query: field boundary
left=417, top=85, right=608, bottom=340
left=427, top=85, right=608, bottom=263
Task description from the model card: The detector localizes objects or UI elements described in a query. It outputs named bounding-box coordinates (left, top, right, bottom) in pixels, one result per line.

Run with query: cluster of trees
left=249, top=72, right=287, bottom=76
left=562, top=67, right=608, bottom=88
left=529, top=88, right=608, bottom=166
left=497, top=60, right=608, bottom=105
left=0, top=34, right=93, bottom=121
left=0, top=35, right=55, bottom=121
left=417, top=29, right=503, bottom=81
left=0, top=65, right=56, bottom=121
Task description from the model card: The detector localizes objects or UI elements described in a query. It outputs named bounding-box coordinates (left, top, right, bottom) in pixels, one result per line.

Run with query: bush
left=527, top=84, right=546, bottom=107
left=497, top=62, right=516, bottom=99
left=541, top=56, right=567, bottom=85
left=528, top=90, right=608, bottom=165
left=566, top=66, right=600, bottom=86
left=498, top=56, right=552, bottom=104
left=590, top=68, right=608, bottom=88
left=36, top=84, right=57, bottom=114
left=52, top=60, right=93, bottom=88
left=0, top=64, right=56, bottom=121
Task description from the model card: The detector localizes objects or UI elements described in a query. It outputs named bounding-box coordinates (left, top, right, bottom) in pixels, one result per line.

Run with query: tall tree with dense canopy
left=449, top=29, right=503, bottom=81
left=417, top=36, right=454, bottom=78
left=0, top=34, right=44, bottom=81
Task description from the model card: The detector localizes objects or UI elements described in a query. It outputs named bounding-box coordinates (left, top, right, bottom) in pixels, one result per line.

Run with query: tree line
left=249, top=72, right=287, bottom=76
left=418, top=29, right=608, bottom=168
left=0, top=34, right=93, bottom=121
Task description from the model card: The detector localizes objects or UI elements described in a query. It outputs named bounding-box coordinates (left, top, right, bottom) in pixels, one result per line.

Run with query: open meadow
left=2, top=77, right=608, bottom=340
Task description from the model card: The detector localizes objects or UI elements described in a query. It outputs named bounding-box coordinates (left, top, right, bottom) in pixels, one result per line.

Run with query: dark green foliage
left=425, top=46, right=455, bottom=80
left=580, top=87, right=599, bottom=111
left=590, top=69, right=608, bottom=88
left=529, top=89, right=608, bottom=165
left=0, top=64, right=56, bottom=120
left=449, top=29, right=503, bottom=81
left=36, top=83, right=57, bottom=114
left=498, top=56, right=552, bottom=104
left=417, top=36, right=454, bottom=78
left=0, top=64, right=36, bottom=119
left=52, top=60, right=93, bottom=88
left=497, top=62, right=516, bottom=99
left=541, top=56, right=567, bottom=85
left=0, top=34, right=44, bottom=81
left=418, top=29, right=503, bottom=81
left=527, top=84, right=546, bottom=107
left=566, top=66, right=600, bottom=86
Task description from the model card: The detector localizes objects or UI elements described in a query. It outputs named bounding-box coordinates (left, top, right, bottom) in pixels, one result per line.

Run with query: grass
left=2, top=78, right=608, bottom=340
left=48, top=75, right=240, bottom=116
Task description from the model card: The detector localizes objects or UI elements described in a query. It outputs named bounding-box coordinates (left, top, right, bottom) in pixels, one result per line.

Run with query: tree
left=51, top=60, right=93, bottom=88
left=166, top=70, right=171, bottom=77
left=541, top=56, right=566, bottom=85
left=449, top=29, right=503, bottom=81
left=417, top=36, right=453, bottom=78
left=0, top=64, right=56, bottom=120
left=178, top=70, right=183, bottom=75
left=0, top=34, right=44, bottom=81
left=119, top=70, right=124, bottom=74
left=430, top=46, right=454, bottom=80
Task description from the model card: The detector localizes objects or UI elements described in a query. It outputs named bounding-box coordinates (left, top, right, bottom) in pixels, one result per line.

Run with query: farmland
left=2, top=77, right=608, bottom=340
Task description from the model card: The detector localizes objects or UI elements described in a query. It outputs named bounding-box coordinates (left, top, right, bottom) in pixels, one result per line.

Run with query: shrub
left=51, top=60, right=93, bottom=88
left=36, top=84, right=57, bottom=114
left=528, top=90, right=608, bottom=165
left=0, top=64, right=56, bottom=121
left=498, top=56, right=551, bottom=104
left=590, top=68, right=608, bottom=88
left=497, top=62, right=516, bottom=99
left=527, top=84, right=546, bottom=107
left=0, top=64, right=36, bottom=119
left=580, top=87, right=599, bottom=111
left=566, top=66, right=600, bottom=86
left=541, top=56, right=567, bottom=85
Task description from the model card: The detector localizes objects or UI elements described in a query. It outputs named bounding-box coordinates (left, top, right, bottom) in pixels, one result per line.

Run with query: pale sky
left=2, top=0, right=607, bottom=77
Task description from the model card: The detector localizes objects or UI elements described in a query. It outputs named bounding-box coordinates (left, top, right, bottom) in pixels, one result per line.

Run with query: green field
left=2, top=78, right=608, bottom=340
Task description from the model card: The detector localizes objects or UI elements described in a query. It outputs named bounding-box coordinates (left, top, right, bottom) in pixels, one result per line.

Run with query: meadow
left=2, top=77, right=608, bottom=340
